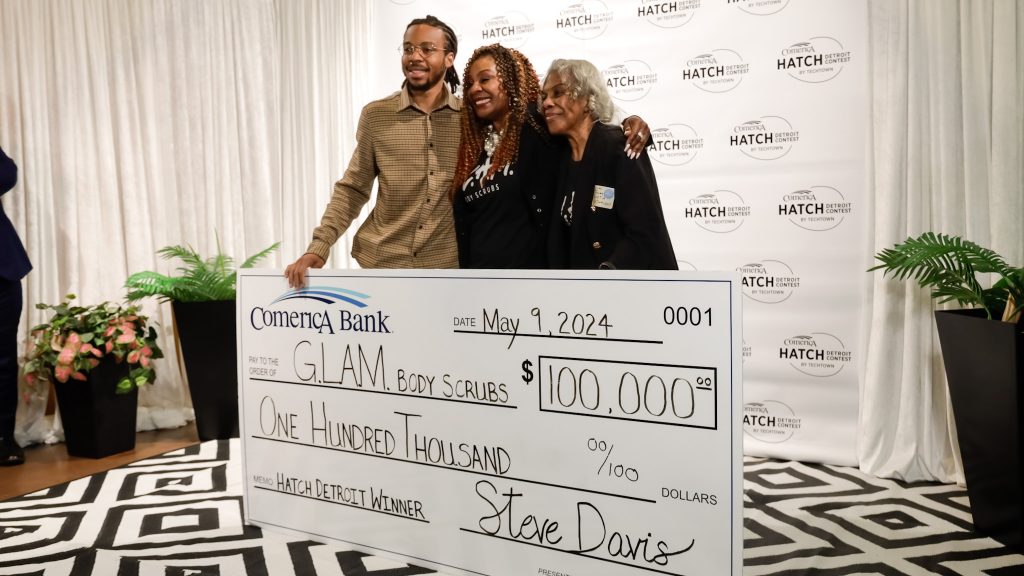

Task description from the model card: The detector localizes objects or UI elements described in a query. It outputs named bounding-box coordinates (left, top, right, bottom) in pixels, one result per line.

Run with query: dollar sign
left=521, top=359, right=534, bottom=383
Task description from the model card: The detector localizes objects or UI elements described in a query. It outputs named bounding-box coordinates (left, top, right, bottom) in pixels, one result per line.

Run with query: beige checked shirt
left=306, top=87, right=462, bottom=269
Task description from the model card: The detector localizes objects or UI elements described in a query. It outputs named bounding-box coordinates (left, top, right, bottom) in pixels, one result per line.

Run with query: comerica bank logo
left=737, top=259, right=800, bottom=303
left=649, top=124, right=703, bottom=166
left=778, top=37, right=851, bottom=83
left=250, top=287, right=391, bottom=335
left=603, top=61, right=658, bottom=102
left=729, top=0, right=790, bottom=16
left=683, top=49, right=749, bottom=93
left=637, top=0, right=702, bottom=28
left=557, top=0, right=614, bottom=40
left=744, top=401, right=801, bottom=443
left=779, top=186, right=852, bottom=231
left=685, top=190, right=750, bottom=233
left=730, top=116, right=799, bottom=160
left=480, top=12, right=535, bottom=48
left=780, top=332, right=852, bottom=377
left=270, top=286, right=368, bottom=307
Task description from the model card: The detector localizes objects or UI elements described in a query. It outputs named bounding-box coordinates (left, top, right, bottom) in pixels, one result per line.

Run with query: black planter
left=53, top=357, right=138, bottom=459
left=935, top=309, right=1024, bottom=549
left=173, top=300, right=238, bottom=441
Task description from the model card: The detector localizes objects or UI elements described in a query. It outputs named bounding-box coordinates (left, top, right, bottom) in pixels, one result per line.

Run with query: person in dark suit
left=1, top=145, right=31, bottom=465
left=540, top=59, right=677, bottom=270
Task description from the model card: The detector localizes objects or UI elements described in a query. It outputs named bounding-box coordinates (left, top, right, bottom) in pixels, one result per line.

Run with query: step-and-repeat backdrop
left=367, top=0, right=868, bottom=465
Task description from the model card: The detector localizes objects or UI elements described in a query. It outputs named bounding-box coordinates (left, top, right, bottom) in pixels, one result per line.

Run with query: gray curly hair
left=544, top=59, right=614, bottom=123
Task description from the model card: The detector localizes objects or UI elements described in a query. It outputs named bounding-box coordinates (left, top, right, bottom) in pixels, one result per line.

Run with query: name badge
left=592, top=185, right=615, bottom=210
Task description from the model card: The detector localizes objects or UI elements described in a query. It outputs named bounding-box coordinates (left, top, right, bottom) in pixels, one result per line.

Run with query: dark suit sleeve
left=0, top=147, right=16, bottom=196
left=0, top=146, right=31, bottom=280
left=605, top=145, right=676, bottom=270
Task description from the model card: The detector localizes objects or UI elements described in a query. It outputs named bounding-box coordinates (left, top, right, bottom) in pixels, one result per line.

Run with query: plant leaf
left=240, top=242, right=281, bottom=269
left=126, top=240, right=280, bottom=302
left=870, top=232, right=1018, bottom=320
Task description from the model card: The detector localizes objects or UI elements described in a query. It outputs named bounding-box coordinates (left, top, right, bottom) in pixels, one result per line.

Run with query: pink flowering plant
left=23, top=295, right=163, bottom=394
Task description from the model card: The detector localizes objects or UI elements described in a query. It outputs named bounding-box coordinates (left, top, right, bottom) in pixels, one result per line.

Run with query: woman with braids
left=450, top=44, right=650, bottom=269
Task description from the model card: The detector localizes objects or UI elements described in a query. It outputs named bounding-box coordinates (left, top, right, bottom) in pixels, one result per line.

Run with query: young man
left=285, top=15, right=463, bottom=287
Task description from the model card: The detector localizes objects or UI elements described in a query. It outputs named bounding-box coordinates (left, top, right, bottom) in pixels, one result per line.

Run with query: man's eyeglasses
left=400, top=43, right=443, bottom=57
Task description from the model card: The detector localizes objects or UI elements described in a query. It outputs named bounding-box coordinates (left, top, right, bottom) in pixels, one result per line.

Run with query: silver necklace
left=483, top=125, right=503, bottom=156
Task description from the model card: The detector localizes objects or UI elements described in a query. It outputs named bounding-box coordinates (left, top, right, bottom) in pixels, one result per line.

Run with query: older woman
left=541, top=59, right=677, bottom=270
left=451, top=45, right=650, bottom=269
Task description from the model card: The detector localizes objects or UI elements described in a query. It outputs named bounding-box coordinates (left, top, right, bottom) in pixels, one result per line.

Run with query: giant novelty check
left=238, top=269, right=742, bottom=576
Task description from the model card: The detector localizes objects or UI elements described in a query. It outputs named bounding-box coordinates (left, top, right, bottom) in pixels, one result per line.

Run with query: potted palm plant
left=125, top=240, right=278, bottom=441
left=23, top=295, right=163, bottom=458
left=871, top=232, right=1024, bottom=548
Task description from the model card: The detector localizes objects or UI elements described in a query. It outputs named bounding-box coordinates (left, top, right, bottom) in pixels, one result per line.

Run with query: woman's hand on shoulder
left=621, top=116, right=651, bottom=160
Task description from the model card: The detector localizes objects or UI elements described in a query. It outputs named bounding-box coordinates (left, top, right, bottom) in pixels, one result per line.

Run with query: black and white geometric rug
left=2, top=440, right=1021, bottom=575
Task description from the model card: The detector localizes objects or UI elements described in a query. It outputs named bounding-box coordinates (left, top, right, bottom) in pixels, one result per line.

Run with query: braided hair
left=450, top=44, right=548, bottom=201
left=404, top=15, right=460, bottom=94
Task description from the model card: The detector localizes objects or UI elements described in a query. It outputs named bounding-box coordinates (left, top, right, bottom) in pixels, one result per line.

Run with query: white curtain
left=0, top=0, right=372, bottom=444
left=277, top=0, right=372, bottom=272
left=859, top=0, right=1024, bottom=483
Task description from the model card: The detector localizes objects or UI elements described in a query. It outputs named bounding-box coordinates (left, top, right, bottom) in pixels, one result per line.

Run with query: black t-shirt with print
left=459, top=150, right=543, bottom=268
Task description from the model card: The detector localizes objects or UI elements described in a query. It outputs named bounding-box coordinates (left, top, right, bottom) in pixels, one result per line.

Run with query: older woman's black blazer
left=548, top=123, right=677, bottom=270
